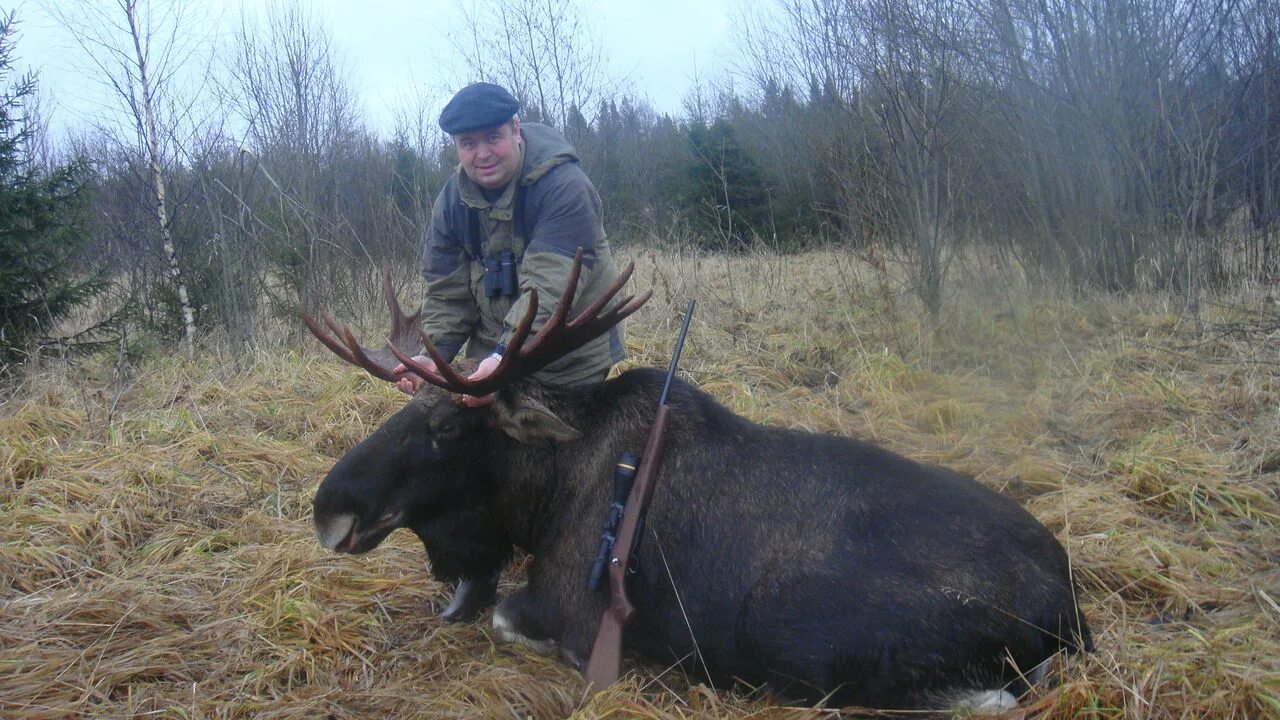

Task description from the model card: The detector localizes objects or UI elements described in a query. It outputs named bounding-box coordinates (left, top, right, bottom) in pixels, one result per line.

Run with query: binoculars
left=483, top=251, right=519, bottom=298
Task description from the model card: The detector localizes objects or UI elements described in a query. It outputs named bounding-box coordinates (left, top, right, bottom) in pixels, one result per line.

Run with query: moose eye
left=417, top=420, right=460, bottom=455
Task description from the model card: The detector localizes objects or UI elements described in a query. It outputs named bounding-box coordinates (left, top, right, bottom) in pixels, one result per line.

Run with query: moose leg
left=552, top=614, right=595, bottom=671
left=523, top=549, right=603, bottom=671
left=491, top=547, right=603, bottom=669
left=492, top=586, right=557, bottom=655
left=410, top=499, right=511, bottom=623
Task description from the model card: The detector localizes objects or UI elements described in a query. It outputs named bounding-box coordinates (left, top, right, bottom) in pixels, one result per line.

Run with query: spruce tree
left=681, top=118, right=772, bottom=249
left=0, top=13, right=101, bottom=367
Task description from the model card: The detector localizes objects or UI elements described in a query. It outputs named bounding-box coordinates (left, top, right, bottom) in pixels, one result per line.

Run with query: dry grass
left=2, top=246, right=1278, bottom=719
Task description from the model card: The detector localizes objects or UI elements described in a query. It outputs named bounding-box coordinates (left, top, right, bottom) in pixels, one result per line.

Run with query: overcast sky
left=8, top=0, right=741, bottom=143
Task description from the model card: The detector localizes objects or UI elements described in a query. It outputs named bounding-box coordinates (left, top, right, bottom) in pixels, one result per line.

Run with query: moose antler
left=301, top=249, right=650, bottom=396
left=300, top=265, right=422, bottom=382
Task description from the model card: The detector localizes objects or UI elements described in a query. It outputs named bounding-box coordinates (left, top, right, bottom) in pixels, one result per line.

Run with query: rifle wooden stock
left=584, top=404, right=671, bottom=689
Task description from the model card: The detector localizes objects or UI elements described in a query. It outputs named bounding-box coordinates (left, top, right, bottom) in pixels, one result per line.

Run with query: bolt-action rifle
left=584, top=299, right=695, bottom=690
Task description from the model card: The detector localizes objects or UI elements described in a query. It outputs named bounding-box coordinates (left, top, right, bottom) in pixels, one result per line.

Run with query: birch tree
left=49, top=0, right=216, bottom=358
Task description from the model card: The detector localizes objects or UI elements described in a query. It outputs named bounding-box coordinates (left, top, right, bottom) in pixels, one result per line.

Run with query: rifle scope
left=587, top=452, right=639, bottom=591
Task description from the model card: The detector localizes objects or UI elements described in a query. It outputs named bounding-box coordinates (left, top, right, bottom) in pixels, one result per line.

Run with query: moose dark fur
left=312, top=368, right=1092, bottom=710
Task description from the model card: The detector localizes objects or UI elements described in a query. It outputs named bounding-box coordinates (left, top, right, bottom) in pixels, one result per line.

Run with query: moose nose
left=315, top=513, right=356, bottom=551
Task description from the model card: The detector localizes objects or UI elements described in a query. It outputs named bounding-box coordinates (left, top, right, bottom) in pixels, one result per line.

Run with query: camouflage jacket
left=419, top=122, right=624, bottom=387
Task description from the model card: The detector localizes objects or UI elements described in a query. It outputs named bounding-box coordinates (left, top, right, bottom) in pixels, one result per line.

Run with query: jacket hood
left=519, top=122, right=578, bottom=185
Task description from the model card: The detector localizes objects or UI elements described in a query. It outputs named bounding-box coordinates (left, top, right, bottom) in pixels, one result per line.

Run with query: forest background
left=2, top=0, right=1278, bottom=359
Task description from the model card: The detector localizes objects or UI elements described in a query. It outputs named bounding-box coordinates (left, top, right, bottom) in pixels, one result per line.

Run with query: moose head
left=300, top=250, right=650, bottom=555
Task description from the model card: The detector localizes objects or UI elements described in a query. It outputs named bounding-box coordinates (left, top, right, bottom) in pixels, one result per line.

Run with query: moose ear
left=490, top=394, right=582, bottom=444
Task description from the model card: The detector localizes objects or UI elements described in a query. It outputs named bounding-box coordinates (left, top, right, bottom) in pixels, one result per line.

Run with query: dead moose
left=301, top=255, right=1091, bottom=712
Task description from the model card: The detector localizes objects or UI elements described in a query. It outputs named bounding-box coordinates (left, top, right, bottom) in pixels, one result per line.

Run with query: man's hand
left=461, top=353, right=501, bottom=407
left=393, top=355, right=437, bottom=395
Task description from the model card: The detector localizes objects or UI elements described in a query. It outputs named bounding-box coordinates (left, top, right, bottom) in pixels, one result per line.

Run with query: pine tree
left=0, top=14, right=102, bottom=367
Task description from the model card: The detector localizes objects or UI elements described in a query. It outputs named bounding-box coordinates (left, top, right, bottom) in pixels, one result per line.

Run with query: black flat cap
left=438, top=82, right=521, bottom=135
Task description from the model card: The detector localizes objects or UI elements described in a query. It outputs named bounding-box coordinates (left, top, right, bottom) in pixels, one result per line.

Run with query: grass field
left=2, top=247, right=1278, bottom=718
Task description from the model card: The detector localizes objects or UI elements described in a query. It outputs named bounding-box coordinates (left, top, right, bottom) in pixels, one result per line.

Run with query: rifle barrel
left=658, top=299, right=696, bottom=407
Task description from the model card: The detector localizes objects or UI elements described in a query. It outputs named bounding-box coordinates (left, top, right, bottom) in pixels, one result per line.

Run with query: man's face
left=454, top=119, right=522, bottom=190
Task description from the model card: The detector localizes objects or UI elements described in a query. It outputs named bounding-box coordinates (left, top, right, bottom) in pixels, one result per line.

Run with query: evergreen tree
left=0, top=14, right=102, bottom=367
left=680, top=118, right=772, bottom=248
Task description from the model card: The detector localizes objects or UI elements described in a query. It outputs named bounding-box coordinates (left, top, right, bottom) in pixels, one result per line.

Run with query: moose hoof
left=439, top=574, right=498, bottom=624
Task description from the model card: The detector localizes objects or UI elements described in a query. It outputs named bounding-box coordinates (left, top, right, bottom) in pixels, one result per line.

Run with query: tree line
left=2, top=0, right=1278, bottom=365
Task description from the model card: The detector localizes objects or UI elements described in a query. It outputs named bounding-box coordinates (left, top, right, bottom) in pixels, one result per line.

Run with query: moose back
left=302, top=259, right=1091, bottom=711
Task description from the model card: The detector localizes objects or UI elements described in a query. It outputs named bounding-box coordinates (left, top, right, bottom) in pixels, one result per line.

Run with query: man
left=393, top=82, right=625, bottom=622
left=395, top=81, right=624, bottom=399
